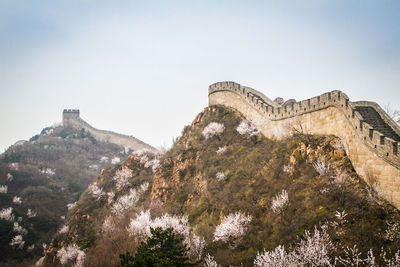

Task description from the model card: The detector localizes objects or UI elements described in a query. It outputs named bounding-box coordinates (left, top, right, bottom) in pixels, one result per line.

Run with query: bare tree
left=384, top=104, right=400, bottom=125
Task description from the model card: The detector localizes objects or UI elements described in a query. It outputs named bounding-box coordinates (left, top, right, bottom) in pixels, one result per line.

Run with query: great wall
left=208, top=81, right=400, bottom=208
left=62, top=109, right=157, bottom=153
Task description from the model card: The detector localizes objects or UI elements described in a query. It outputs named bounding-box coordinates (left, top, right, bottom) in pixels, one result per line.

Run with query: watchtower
left=63, top=109, right=80, bottom=120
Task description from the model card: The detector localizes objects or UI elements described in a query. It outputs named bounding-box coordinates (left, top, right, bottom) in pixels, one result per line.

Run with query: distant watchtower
left=63, top=109, right=80, bottom=120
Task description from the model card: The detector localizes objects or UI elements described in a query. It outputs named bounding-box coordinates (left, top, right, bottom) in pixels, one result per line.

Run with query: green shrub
left=29, top=134, right=40, bottom=141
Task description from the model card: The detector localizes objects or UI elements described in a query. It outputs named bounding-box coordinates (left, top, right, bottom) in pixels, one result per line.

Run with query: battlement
left=209, top=82, right=400, bottom=165
left=63, top=109, right=80, bottom=120
left=209, top=81, right=400, bottom=208
left=63, top=109, right=80, bottom=114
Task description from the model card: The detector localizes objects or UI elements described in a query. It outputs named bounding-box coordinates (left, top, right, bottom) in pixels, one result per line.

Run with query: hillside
left=0, top=124, right=137, bottom=265
left=43, top=106, right=400, bottom=266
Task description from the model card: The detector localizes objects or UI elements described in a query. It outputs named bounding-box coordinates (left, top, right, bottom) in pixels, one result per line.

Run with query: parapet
left=63, top=109, right=80, bottom=113
left=63, top=109, right=80, bottom=120
left=208, top=81, right=400, bottom=168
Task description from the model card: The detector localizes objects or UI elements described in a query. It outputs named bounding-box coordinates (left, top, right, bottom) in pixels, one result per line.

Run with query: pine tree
left=119, top=227, right=195, bottom=267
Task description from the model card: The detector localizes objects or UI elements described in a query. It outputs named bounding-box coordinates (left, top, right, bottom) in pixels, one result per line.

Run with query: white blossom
left=335, top=210, right=348, bottom=222
left=313, top=159, right=329, bottom=176
left=384, top=222, right=400, bottom=241
left=283, top=164, right=293, bottom=173
left=213, top=212, right=252, bottom=248
left=13, top=222, right=27, bottom=235
left=56, top=243, right=85, bottom=267
left=102, top=216, right=115, bottom=233
left=111, top=157, right=121, bottom=164
left=320, top=187, right=329, bottom=194
left=216, top=146, right=227, bottom=154
left=88, top=183, right=105, bottom=200
left=335, top=245, right=364, bottom=266
left=127, top=210, right=152, bottom=237
left=43, top=128, right=54, bottom=135
left=0, top=185, right=7, bottom=193
left=10, top=235, right=25, bottom=249
left=145, top=158, right=160, bottom=173
left=236, top=119, right=259, bottom=137
left=254, top=245, right=296, bottom=267
left=204, top=254, right=221, bottom=267
left=27, top=209, right=37, bottom=218
left=271, top=189, right=289, bottom=214
left=111, top=183, right=148, bottom=215
left=100, top=156, right=109, bottom=163
left=112, top=190, right=140, bottom=215
left=67, top=202, right=76, bottom=210
left=255, top=226, right=334, bottom=266
left=332, top=210, right=348, bottom=236
left=365, top=249, right=376, bottom=266
left=89, top=164, right=99, bottom=170
left=151, top=213, right=191, bottom=238
left=61, top=215, right=66, bottom=220
left=0, top=207, right=15, bottom=221
left=7, top=173, right=13, bottom=181
left=203, top=122, right=225, bottom=139
left=127, top=210, right=190, bottom=239
left=215, top=172, right=227, bottom=182
left=107, top=191, right=115, bottom=205
left=140, top=182, right=149, bottom=193
left=133, top=149, right=150, bottom=162
left=113, top=168, right=132, bottom=191
left=127, top=209, right=203, bottom=260
left=382, top=249, right=400, bottom=267
left=59, top=225, right=69, bottom=234
left=9, top=162, right=19, bottom=170
left=295, top=226, right=334, bottom=266
left=13, top=196, right=22, bottom=205
left=40, top=168, right=55, bottom=176
left=188, top=234, right=206, bottom=260
left=133, top=149, right=160, bottom=172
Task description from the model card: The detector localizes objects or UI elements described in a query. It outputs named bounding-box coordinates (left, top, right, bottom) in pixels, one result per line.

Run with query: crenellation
left=208, top=81, right=400, bottom=208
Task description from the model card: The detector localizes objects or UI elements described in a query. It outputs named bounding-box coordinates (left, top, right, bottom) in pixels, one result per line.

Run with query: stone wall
left=208, top=81, right=400, bottom=208
left=62, top=109, right=157, bottom=153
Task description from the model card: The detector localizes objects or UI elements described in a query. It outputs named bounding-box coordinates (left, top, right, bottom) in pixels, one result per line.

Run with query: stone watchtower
left=62, top=109, right=80, bottom=128
left=63, top=109, right=80, bottom=120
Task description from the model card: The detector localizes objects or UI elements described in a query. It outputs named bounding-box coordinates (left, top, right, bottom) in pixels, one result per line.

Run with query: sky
left=1, top=0, right=399, bottom=152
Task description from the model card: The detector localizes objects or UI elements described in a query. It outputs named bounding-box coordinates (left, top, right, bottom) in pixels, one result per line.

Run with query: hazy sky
left=1, top=1, right=399, bottom=152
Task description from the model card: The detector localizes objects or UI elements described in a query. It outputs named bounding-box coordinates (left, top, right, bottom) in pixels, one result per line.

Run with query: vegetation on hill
left=0, top=125, right=131, bottom=265
left=43, top=106, right=400, bottom=266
